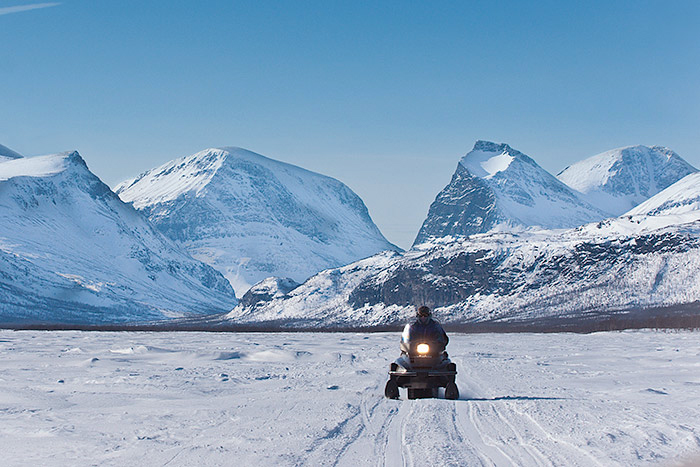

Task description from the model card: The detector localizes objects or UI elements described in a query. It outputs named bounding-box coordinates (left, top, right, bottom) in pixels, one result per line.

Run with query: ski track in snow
left=1, top=330, right=699, bottom=466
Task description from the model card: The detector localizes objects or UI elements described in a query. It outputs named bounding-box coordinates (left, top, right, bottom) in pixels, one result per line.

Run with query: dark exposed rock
left=414, top=165, right=499, bottom=245
left=350, top=230, right=699, bottom=311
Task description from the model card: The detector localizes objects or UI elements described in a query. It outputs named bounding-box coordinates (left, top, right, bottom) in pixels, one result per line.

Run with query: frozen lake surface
left=1, top=330, right=699, bottom=466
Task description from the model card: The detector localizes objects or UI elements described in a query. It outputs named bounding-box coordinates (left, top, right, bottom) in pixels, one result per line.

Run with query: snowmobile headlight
left=416, top=343, right=430, bottom=355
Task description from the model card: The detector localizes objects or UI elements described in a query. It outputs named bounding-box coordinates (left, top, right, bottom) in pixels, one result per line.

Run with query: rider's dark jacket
left=401, top=317, right=449, bottom=354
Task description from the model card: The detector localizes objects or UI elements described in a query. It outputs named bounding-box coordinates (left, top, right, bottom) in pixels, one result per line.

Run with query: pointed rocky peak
left=466, top=140, right=528, bottom=160
left=472, top=140, right=511, bottom=152
left=458, top=141, right=534, bottom=178
left=414, top=141, right=607, bottom=245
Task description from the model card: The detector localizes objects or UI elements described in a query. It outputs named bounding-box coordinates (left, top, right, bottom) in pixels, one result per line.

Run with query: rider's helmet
left=417, top=305, right=432, bottom=324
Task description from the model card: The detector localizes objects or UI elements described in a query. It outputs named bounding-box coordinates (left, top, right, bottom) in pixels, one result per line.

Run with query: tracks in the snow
left=382, top=402, right=412, bottom=467
left=289, top=344, right=603, bottom=467
left=452, top=403, right=515, bottom=466
left=307, top=357, right=601, bottom=467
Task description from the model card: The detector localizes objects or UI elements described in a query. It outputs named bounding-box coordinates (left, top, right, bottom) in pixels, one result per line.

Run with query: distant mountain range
left=1, top=140, right=698, bottom=329
left=226, top=220, right=700, bottom=329
left=227, top=141, right=700, bottom=330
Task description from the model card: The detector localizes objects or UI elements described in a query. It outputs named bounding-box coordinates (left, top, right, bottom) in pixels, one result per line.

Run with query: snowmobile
left=384, top=323, right=459, bottom=400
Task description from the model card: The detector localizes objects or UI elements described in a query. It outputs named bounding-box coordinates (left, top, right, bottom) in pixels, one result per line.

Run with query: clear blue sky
left=2, top=0, right=699, bottom=248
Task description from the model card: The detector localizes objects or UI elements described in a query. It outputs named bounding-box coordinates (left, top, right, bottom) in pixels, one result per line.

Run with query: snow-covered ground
left=1, top=330, right=699, bottom=466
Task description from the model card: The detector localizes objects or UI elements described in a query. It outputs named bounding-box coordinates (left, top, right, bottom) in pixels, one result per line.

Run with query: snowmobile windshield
left=401, top=320, right=448, bottom=354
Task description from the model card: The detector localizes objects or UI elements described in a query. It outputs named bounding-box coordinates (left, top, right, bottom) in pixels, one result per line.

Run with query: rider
left=401, top=305, right=448, bottom=355
left=386, top=305, right=458, bottom=399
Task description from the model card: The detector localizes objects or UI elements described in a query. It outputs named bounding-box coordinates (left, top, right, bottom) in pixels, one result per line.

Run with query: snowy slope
left=626, top=172, right=700, bottom=219
left=414, top=141, right=607, bottom=245
left=0, top=143, right=23, bottom=162
left=557, top=145, right=697, bottom=215
left=116, top=147, right=398, bottom=293
left=0, top=151, right=236, bottom=324
left=2, top=330, right=699, bottom=466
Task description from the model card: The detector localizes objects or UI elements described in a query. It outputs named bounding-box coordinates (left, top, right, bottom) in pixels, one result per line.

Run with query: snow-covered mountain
left=116, top=147, right=398, bottom=293
left=557, top=145, right=697, bottom=216
left=414, top=141, right=607, bottom=245
left=0, top=143, right=23, bottom=162
left=0, top=151, right=236, bottom=325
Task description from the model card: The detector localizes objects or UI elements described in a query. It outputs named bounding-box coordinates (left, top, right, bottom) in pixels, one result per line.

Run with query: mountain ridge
left=226, top=215, right=700, bottom=329
left=225, top=142, right=700, bottom=330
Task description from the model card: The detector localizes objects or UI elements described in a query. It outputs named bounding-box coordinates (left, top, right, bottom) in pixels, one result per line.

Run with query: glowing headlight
left=416, top=343, right=430, bottom=354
